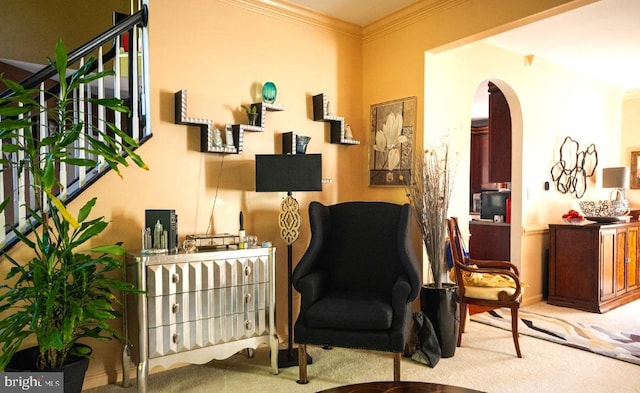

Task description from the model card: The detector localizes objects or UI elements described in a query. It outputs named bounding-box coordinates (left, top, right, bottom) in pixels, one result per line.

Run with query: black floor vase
left=5, top=345, right=91, bottom=393
left=420, top=284, right=459, bottom=358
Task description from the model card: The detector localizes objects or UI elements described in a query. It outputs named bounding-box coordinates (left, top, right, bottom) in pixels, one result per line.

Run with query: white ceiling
left=487, top=0, right=640, bottom=89
left=286, top=0, right=419, bottom=26
left=285, top=0, right=640, bottom=90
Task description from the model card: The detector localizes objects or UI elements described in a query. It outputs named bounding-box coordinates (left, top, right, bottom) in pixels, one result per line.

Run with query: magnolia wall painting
left=369, top=96, right=416, bottom=186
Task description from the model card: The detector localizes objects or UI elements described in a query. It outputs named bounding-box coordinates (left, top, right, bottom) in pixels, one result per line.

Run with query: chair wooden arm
left=455, top=262, right=523, bottom=302
left=465, top=257, right=520, bottom=276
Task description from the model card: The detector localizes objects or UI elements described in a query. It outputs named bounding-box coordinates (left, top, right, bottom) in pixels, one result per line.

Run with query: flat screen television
left=480, top=191, right=510, bottom=220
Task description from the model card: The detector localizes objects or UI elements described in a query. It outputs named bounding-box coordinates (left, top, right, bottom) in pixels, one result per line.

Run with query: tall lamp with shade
left=602, top=166, right=630, bottom=215
left=255, top=154, right=322, bottom=368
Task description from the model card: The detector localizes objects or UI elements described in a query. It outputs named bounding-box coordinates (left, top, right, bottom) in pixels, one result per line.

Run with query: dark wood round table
left=317, top=381, right=485, bottom=393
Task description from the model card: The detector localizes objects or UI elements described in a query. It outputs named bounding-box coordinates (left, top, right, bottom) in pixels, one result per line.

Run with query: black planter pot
left=420, top=283, right=459, bottom=358
left=5, top=345, right=91, bottom=393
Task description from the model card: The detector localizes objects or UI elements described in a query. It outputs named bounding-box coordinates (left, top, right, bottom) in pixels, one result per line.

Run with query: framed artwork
left=631, top=151, right=640, bottom=189
left=369, top=96, right=416, bottom=186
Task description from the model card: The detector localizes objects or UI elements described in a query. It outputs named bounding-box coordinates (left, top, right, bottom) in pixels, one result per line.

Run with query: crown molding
left=219, top=0, right=473, bottom=44
left=363, top=0, right=466, bottom=43
left=219, top=0, right=362, bottom=39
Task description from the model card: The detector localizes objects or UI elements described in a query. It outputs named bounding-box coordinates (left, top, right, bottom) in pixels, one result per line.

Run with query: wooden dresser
left=548, top=221, right=640, bottom=313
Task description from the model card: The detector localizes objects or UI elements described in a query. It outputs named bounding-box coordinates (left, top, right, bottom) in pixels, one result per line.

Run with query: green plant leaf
left=0, top=195, right=11, bottom=214
left=73, top=220, right=108, bottom=245
left=77, top=197, right=97, bottom=223
left=0, top=75, right=39, bottom=98
left=0, top=118, right=33, bottom=131
left=0, top=143, right=20, bottom=153
left=11, top=227, right=35, bottom=249
left=90, top=244, right=125, bottom=255
left=53, top=39, right=68, bottom=95
left=60, top=157, right=99, bottom=167
left=0, top=105, right=33, bottom=117
left=121, top=145, right=149, bottom=170
left=57, top=128, right=81, bottom=148
left=45, top=191, right=79, bottom=229
left=78, top=69, right=114, bottom=85
left=88, top=97, right=131, bottom=113
left=42, top=155, right=56, bottom=191
left=104, top=122, right=138, bottom=147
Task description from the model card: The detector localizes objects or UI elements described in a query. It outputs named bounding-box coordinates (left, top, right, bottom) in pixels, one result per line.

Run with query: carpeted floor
left=471, top=303, right=640, bottom=365
left=83, top=301, right=640, bottom=393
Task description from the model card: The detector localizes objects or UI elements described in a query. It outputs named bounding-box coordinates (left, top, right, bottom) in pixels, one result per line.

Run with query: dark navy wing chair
left=292, top=201, right=421, bottom=383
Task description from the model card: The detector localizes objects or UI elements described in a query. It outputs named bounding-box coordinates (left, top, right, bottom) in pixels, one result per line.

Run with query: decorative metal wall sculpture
left=550, top=136, right=598, bottom=198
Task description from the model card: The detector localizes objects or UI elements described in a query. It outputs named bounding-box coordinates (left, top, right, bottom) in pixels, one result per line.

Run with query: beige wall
left=5, top=0, right=636, bottom=389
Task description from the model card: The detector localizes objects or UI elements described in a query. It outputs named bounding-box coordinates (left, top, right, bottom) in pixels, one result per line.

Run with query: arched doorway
left=424, top=50, right=525, bottom=279
left=469, top=80, right=512, bottom=262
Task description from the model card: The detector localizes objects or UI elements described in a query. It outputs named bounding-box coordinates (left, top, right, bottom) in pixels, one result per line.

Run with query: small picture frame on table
left=631, top=151, right=640, bottom=189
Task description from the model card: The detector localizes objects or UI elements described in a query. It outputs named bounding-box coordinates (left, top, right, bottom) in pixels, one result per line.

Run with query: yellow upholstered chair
left=446, top=217, right=523, bottom=357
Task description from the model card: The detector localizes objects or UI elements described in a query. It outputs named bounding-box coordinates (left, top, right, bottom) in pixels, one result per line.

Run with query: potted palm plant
left=404, top=139, right=458, bottom=357
left=0, top=39, right=147, bottom=392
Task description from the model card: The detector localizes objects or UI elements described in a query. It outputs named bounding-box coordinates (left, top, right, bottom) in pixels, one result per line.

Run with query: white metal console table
left=122, top=247, right=278, bottom=393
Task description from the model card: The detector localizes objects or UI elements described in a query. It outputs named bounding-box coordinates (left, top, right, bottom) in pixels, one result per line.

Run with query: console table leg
left=137, top=360, right=148, bottom=393
left=270, top=333, right=279, bottom=374
left=122, top=344, right=130, bottom=387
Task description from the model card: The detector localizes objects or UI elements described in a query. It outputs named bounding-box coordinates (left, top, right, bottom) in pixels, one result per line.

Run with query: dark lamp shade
left=255, top=154, right=322, bottom=192
left=602, top=167, right=630, bottom=188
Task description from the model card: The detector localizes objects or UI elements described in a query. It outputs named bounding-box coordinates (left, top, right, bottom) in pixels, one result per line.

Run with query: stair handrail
left=0, top=5, right=148, bottom=98
left=0, top=5, right=150, bottom=251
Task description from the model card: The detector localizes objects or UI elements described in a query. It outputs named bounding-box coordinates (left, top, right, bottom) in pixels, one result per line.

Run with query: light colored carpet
left=84, top=301, right=640, bottom=393
left=471, top=302, right=640, bottom=365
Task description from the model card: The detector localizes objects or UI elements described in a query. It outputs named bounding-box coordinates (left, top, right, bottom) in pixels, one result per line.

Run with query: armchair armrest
left=456, top=263, right=523, bottom=302
left=294, top=270, right=328, bottom=310
left=465, top=257, right=520, bottom=276
left=390, top=274, right=413, bottom=326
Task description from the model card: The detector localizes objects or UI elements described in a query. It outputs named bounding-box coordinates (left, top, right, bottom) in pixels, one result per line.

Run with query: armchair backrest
left=304, top=201, right=419, bottom=295
left=447, top=216, right=468, bottom=290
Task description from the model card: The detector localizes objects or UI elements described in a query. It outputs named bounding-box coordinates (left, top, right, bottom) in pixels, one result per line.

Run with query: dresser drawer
left=146, top=257, right=270, bottom=296
left=147, top=283, right=267, bottom=328
left=148, top=317, right=224, bottom=358
left=147, top=309, right=268, bottom=358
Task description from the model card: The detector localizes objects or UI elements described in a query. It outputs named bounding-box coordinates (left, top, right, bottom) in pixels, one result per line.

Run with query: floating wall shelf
left=174, top=89, right=284, bottom=154
left=312, top=93, right=360, bottom=145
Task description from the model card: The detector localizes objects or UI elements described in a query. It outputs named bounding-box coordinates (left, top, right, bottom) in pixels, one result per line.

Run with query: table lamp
left=602, top=166, right=630, bottom=215
left=255, top=153, right=322, bottom=368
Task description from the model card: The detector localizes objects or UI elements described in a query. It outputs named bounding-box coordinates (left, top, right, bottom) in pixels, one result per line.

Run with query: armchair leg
left=393, top=352, right=401, bottom=381
left=511, top=307, right=522, bottom=358
left=297, top=345, right=309, bottom=384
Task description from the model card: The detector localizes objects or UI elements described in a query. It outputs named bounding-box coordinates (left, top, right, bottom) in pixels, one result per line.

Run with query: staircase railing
left=0, top=5, right=151, bottom=251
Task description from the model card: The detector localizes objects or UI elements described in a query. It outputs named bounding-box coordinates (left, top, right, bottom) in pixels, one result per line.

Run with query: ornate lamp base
left=276, top=192, right=312, bottom=367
